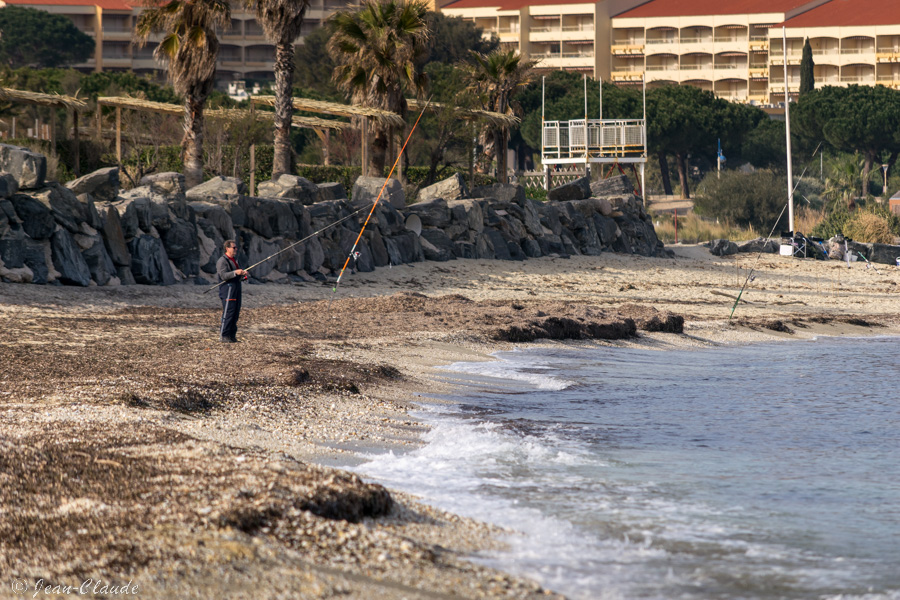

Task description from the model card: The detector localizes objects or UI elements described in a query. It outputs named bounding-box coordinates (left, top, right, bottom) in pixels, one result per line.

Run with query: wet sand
left=2, top=244, right=898, bottom=599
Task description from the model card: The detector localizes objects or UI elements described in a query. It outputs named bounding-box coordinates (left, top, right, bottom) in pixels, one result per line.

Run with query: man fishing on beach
left=216, top=240, right=247, bottom=343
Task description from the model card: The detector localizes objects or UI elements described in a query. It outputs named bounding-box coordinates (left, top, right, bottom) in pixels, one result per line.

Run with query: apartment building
left=0, top=0, right=357, bottom=83
left=777, top=0, right=900, bottom=98
left=441, top=0, right=648, bottom=79
left=443, top=0, right=900, bottom=105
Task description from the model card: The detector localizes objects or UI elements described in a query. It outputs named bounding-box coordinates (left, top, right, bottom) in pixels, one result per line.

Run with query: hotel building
left=441, top=0, right=900, bottom=105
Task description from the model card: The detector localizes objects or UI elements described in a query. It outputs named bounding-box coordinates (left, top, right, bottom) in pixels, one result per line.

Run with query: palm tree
left=135, top=0, right=230, bottom=188
left=464, top=49, right=535, bottom=184
left=824, top=153, right=863, bottom=210
left=328, top=0, right=430, bottom=176
left=244, top=0, right=309, bottom=177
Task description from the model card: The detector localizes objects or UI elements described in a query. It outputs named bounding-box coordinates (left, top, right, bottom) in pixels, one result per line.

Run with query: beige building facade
left=0, top=0, right=358, bottom=84
left=442, top=0, right=900, bottom=105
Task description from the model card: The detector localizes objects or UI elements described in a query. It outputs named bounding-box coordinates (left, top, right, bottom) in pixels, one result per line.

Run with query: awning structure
left=566, top=39, right=595, bottom=45
left=720, top=24, right=747, bottom=29
left=250, top=95, right=404, bottom=129
left=718, top=52, right=747, bottom=57
left=96, top=96, right=350, bottom=164
left=406, top=98, right=519, bottom=128
left=0, top=87, right=88, bottom=173
left=531, top=14, right=560, bottom=20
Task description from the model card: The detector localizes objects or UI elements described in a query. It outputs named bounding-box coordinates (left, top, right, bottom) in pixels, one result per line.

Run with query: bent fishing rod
left=204, top=98, right=432, bottom=295
left=729, top=144, right=824, bottom=320
left=332, top=98, right=431, bottom=296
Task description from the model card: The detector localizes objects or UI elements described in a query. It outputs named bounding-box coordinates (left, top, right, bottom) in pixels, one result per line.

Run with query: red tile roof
left=614, top=0, right=823, bottom=19
left=3, top=0, right=135, bottom=10
left=443, top=0, right=595, bottom=10
left=782, top=0, right=900, bottom=27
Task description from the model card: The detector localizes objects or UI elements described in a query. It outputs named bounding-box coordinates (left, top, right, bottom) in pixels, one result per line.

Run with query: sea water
left=358, top=337, right=900, bottom=600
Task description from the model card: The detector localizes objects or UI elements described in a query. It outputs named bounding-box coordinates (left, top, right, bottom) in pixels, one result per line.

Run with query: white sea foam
left=440, top=353, right=573, bottom=391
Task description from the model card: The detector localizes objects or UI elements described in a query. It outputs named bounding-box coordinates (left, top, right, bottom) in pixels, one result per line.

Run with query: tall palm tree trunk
left=272, top=40, right=295, bottom=177
left=493, top=127, right=505, bottom=183
left=184, top=93, right=206, bottom=189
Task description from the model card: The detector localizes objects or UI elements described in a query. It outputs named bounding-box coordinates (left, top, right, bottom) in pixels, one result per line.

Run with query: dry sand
left=2, top=244, right=899, bottom=599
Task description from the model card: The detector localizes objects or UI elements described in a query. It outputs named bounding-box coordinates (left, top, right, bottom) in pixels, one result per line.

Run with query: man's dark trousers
left=219, top=279, right=242, bottom=340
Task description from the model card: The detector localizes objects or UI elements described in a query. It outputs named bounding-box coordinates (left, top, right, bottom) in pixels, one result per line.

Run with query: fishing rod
left=204, top=98, right=432, bottom=295
left=331, top=97, right=432, bottom=296
left=728, top=143, right=825, bottom=320
left=203, top=201, right=383, bottom=293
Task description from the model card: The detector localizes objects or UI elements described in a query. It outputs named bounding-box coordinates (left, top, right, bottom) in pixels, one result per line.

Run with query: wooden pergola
left=250, top=96, right=405, bottom=176
left=95, top=96, right=350, bottom=165
left=0, top=87, right=88, bottom=174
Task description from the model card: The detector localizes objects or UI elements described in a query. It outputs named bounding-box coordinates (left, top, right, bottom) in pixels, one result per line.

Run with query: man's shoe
left=220, top=336, right=236, bottom=343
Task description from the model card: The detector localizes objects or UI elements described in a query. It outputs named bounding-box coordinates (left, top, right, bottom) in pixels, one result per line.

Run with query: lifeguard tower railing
left=542, top=118, right=646, bottom=164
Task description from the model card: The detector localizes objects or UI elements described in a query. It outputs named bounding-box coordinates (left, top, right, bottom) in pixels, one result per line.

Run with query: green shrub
left=693, top=170, right=788, bottom=231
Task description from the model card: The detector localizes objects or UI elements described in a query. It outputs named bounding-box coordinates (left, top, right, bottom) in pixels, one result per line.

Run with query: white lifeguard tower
left=541, top=75, right=647, bottom=203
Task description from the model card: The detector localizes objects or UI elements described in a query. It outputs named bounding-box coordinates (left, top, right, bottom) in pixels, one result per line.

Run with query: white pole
left=599, top=77, right=603, bottom=120
left=783, top=27, right=795, bottom=235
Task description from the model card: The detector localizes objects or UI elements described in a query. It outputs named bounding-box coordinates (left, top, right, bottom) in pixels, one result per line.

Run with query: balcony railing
left=841, top=74, right=876, bottom=82
left=680, top=64, right=710, bottom=70
left=646, top=38, right=676, bottom=44
left=645, top=65, right=675, bottom=71
left=562, top=25, right=593, bottom=32
left=714, top=36, right=745, bottom=43
left=561, top=51, right=594, bottom=58
left=840, top=48, right=875, bottom=54
left=542, top=118, right=646, bottom=161
left=530, top=26, right=561, bottom=33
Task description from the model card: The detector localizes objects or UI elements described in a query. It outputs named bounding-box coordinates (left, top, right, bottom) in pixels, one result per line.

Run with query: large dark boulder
left=366, top=228, right=390, bottom=267
left=51, top=228, right=91, bottom=286
left=161, top=218, right=199, bottom=276
left=417, top=173, right=468, bottom=203
left=593, top=214, right=620, bottom=247
left=79, top=235, right=117, bottom=286
left=102, top=206, right=131, bottom=267
left=189, top=201, right=234, bottom=240
left=548, top=176, right=591, bottom=202
left=244, top=197, right=299, bottom=238
left=737, top=237, right=778, bottom=254
left=30, top=184, right=88, bottom=233
left=384, top=231, right=424, bottom=265
left=352, top=176, right=405, bottom=209
left=447, top=199, right=484, bottom=234
left=65, top=166, right=120, bottom=202
left=483, top=228, right=512, bottom=261
left=869, top=243, right=900, bottom=265
left=273, top=238, right=305, bottom=274
left=0, top=144, right=46, bottom=189
left=373, top=202, right=406, bottom=236
left=128, top=234, right=176, bottom=285
left=8, top=194, right=55, bottom=239
left=471, top=183, right=526, bottom=204
left=139, top=172, right=186, bottom=195
left=23, top=238, right=49, bottom=284
left=419, top=228, right=455, bottom=262
left=0, top=198, right=20, bottom=232
left=709, top=239, right=739, bottom=256
left=257, top=174, right=319, bottom=205
left=590, top=174, right=633, bottom=197
left=405, top=198, right=451, bottom=228
left=0, top=173, right=18, bottom=198
left=186, top=176, right=247, bottom=199
left=304, top=236, right=325, bottom=273
left=316, top=182, right=347, bottom=203
left=0, top=230, right=25, bottom=268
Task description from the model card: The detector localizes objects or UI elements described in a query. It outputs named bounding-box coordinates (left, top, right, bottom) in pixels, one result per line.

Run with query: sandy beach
left=2, top=244, right=899, bottom=599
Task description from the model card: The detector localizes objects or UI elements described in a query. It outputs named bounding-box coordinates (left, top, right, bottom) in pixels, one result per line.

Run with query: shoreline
left=3, top=245, right=900, bottom=598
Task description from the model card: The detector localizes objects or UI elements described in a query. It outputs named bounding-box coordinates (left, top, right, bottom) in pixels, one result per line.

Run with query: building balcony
left=749, top=67, right=768, bottom=78
left=841, top=74, right=876, bottom=83
left=611, top=70, right=644, bottom=82
left=220, top=60, right=244, bottom=67
left=749, top=38, right=769, bottom=51
left=877, top=51, right=900, bottom=62
left=530, top=29, right=562, bottom=42
left=611, top=44, right=644, bottom=56
left=132, top=58, right=163, bottom=70
left=530, top=52, right=594, bottom=68
left=101, top=57, right=133, bottom=68
left=243, top=60, right=275, bottom=70
left=101, top=29, right=133, bottom=41
left=644, top=39, right=678, bottom=55
left=713, top=39, right=747, bottom=53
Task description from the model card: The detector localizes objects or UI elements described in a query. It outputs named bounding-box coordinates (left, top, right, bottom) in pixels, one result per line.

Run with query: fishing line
left=204, top=99, right=431, bottom=295
left=331, top=97, right=432, bottom=298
